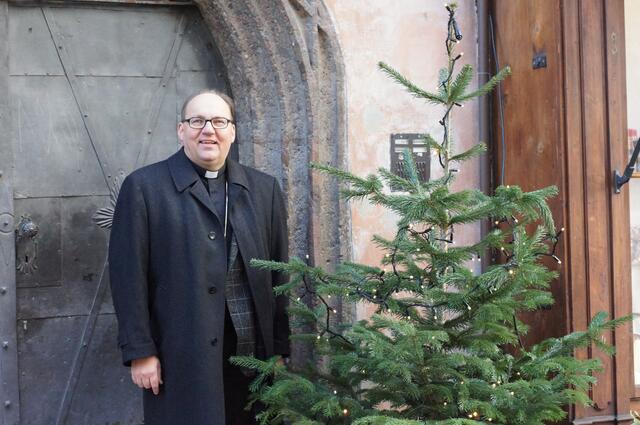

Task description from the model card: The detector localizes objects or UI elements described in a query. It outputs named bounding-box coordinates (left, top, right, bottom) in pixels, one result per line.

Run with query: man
left=108, top=90, right=290, bottom=425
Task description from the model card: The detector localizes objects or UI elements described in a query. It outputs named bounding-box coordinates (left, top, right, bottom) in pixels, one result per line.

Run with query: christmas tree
left=232, top=4, right=628, bottom=424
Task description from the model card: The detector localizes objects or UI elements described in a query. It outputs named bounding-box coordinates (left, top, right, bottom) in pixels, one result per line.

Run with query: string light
left=443, top=402, right=448, bottom=406
left=510, top=391, right=515, bottom=396
left=343, top=408, right=349, bottom=416
left=473, top=412, right=479, bottom=418
left=333, top=390, right=337, bottom=395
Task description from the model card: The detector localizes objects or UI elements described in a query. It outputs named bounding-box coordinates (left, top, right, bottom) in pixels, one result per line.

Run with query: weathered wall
left=323, top=0, right=481, bottom=319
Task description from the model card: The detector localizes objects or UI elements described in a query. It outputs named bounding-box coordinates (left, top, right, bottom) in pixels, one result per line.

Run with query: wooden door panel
left=491, top=0, right=633, bottom=422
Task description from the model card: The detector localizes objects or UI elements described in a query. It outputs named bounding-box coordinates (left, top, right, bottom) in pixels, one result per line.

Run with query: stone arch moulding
left=192, top=0, right=352, bottom=353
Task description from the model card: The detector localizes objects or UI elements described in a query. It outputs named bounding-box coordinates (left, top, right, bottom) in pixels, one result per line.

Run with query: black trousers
left=223, top=304, right=259, bottom=425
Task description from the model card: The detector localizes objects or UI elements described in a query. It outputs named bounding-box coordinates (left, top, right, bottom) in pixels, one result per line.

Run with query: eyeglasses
left=182, top=117, right=234, bottom=129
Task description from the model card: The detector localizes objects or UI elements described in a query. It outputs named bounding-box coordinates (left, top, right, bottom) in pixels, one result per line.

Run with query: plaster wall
left=323, top=1, right=481, bottom=319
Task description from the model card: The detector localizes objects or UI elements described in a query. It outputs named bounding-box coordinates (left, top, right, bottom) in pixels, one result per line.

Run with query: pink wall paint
left=323, top=1, right=482, bottom=319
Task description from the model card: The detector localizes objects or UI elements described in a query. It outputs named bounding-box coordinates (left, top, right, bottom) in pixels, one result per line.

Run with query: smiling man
left=108, top=90, right=290, bottom=425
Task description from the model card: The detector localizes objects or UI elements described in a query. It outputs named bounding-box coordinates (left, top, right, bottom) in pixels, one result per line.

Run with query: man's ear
left=177, top=121, right=185, bottom=144
left=230, top=123, right=236, bottom=144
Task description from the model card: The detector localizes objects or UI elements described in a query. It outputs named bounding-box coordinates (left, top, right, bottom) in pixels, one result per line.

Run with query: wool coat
left=108, top=148, right=290, bottom=425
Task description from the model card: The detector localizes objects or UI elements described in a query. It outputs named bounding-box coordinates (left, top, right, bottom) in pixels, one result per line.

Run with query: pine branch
left=448, top=64, right=474, bottom=103
left=458, top=66, right=511, bottom=101
left=449, top=143, right=487, bottom=163
left=378, top=62, right=447, bottom=105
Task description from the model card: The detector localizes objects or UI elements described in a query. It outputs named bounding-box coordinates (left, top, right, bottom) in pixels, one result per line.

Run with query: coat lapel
left=226, top=159, right=261, bottom=268
left=188, top=181, right=221, bottom=222
left=168, top=148, right=222, bottom=222
left=226, top=160, right=272, bottom=337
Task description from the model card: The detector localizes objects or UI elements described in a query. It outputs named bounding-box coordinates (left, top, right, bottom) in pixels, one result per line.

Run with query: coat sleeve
left=108, top=175, right=158, bottom=366
left=270, top=178, right=291, bottom=356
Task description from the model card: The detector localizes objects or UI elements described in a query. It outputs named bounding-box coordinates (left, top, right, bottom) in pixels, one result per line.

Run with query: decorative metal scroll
left=92, top=176, right=122, bottom=229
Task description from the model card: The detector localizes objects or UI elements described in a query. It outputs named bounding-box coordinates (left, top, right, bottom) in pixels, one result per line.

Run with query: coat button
left=208, top=286, right=217, bottom=294
left=210, top=337, right=218, bottom=346
left=208, top=231, right=216, bottom=240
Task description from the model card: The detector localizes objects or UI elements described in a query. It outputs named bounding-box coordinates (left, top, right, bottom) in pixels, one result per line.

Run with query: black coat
left=108, top=148, right=290, bottom=425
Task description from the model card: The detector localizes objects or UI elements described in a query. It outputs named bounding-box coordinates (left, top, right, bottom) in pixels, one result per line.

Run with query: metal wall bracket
left=532, top=52, right=547, bottom=69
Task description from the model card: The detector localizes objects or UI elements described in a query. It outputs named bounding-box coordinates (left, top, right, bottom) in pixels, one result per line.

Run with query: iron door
left=1, top=3, right=229, bottom=424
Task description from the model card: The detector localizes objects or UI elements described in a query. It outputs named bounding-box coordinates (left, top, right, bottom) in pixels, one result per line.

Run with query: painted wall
left=323, top=1, right=481, bottom=319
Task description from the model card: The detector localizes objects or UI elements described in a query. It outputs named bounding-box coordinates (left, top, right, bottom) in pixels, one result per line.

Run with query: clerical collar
left=189, top=157, right=227, bottom=180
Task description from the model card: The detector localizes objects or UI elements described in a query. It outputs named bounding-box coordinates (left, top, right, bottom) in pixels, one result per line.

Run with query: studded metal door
left=0, top=3, right=229, bottom=424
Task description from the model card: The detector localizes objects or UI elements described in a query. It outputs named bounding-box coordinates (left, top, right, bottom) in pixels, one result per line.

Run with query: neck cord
left=224, top=181, right=228, bottom=239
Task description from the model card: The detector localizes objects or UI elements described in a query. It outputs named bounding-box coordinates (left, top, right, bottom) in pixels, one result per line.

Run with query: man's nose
left=202, top=120, right=216, bottom=132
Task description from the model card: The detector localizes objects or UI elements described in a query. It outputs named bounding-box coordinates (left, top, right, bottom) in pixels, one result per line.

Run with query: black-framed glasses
left=182, top=117, right=234, bottom=129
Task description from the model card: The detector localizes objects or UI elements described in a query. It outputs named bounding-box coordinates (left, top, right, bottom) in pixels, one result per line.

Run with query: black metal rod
left=614, top=137, right=640, bottom=193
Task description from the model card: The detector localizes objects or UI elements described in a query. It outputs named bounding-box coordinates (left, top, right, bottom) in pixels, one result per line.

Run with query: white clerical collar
left=204, top=170, right=219, bottom=178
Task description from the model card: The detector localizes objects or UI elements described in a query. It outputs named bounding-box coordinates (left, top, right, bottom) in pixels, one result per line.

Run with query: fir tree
left=232, top=4, right=629, bottom=424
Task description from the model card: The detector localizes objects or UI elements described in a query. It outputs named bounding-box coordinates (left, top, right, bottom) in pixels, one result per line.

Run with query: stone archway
left=193, top=0, right=351, bottom=346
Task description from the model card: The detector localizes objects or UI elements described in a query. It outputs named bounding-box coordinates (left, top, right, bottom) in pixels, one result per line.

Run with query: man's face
left=177, top=93, right=236, bottom=171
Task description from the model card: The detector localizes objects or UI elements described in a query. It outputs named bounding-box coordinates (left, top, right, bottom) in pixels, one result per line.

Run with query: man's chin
left=199, top=156, right=225, bottom=170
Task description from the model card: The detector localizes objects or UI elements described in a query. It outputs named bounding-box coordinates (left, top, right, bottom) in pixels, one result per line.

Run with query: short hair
left=180, top=89, right=235, bottom=121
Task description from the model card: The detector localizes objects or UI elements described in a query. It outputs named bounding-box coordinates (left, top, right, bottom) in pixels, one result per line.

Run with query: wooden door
left=490, top=1, right=633, bottom=423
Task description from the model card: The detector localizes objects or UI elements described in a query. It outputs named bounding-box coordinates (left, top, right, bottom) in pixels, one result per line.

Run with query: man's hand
left=131, top=355, right=163, bottom=395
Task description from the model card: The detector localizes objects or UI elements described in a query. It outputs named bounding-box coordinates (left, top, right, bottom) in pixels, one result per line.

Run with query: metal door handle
left=16, top=215, right=38, bottom=240
left=614, top=137, right=640, bottom=193
left=15, top=215, right=39, bottom=274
